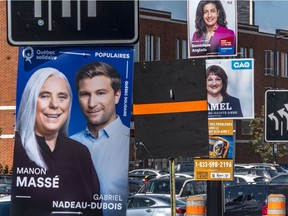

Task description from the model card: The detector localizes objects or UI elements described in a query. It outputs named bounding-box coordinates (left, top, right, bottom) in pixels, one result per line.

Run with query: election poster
left=187, top=0, right=238, bottom=58
left=206, top=58, right=254, bottom=120
left=11, top=46, right=134, bottom=216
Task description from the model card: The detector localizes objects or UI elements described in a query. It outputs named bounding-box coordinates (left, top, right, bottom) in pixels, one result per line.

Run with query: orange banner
left=133, top=100, right=207, bottom=115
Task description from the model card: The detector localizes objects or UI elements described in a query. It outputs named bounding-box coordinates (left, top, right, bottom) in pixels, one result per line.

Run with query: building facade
left=0, top=3, right=18, bottom=170
left=1, top=3, right=288, bottom=169
left=136, top=8, right=288, bottom=164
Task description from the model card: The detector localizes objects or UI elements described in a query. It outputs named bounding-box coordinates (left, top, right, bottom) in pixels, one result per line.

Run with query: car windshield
left=138, top=179, right=185, bottom=194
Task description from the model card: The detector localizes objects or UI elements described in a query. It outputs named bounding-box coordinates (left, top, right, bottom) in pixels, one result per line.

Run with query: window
left=241, top=120, right=251, bottom=135
left=145, top=35, right=153, bottom=61
left=176, top=39, right=180, bottom=59
left=249, top=48, right=254, bottom=58
left=182, top=40, right=187, bottom=59
left=240, top=47, right=253, bottom=58
left=264, top=50, right=274, bottom=76
left=240, top=47, right=247, bottom=58
left=155, top=36, right=161, bottom=61
left=275, top=51, right=279, bottom=76
left=280, top=52, right=288, bottom=77
left=145, top=35, right=161, bottom=61
left=128, top=197, right=156, bottom=208
left=134, top=42, right=139, bottom=62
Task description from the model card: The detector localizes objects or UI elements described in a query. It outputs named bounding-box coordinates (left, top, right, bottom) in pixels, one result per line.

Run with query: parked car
left=234, top=163, right=256, bottom=169
left=0, top=175, right=12, bottom=185
left=224, top=183, right=288, bottom=215
left=279, top=163, right=288, bottom=172
left=0, top=195, right=10, bottom=216
left=0, top=184, right=11, bottom=195
left=234, top=168, right=278, bottom=179
left=127, top=195, right=186, bottom=216
left=0, top=174, right=12, bottom=202
left=249, top=163, right=286, bottom=173
left=129, top=178, right=144, bottom=196
left=160, top=163, right=194, bottom=177
left=269, top=173, right=288, bottom=184
left=159, top=173, right=194, bottom=178
left=224, top=174, right=269, bottom=186
left=135, top=176, right=206, bottom=202
left=129, top=169, right=163, bottom=183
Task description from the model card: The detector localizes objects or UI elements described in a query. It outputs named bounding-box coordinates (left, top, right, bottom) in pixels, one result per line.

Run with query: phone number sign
left=194, top=158, right=233, bottom=181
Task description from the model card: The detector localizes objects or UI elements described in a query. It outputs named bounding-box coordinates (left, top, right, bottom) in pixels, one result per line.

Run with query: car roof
left=159, top=173, right=194, bottom=178
left=129, top=169, right=161, bottom=172
left=147, top=176, right=193, bottom=181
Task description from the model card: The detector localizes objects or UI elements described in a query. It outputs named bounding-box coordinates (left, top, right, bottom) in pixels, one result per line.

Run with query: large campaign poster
left=11, top=46, right=134, bottom=216
left=187, top=0, right=237, bottom=58
left=206, top=58, right=254, bottom=120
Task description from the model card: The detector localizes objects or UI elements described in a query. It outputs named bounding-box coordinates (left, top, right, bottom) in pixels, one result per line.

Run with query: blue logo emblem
left=231, top=60, right=252, bottom=70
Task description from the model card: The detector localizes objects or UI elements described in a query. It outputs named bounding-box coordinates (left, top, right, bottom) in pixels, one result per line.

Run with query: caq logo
left=231, top=59, right=252, bottom=70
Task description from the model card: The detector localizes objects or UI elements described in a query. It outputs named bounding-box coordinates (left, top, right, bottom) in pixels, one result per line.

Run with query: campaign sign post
left=265, top=90, right=288, bottom=142
left=11, top=46, right=134, bottom=215
left=7, top=0, right=138, bottom=45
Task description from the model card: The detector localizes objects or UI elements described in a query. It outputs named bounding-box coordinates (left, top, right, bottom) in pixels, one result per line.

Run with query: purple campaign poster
left=11, top=46, right=134, bottom=216
left=187, top=0, right=238, bottom=58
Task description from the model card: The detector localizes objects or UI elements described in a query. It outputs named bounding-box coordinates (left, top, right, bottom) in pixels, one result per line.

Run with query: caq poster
left=11, top=46, right=134, bottom=216
left=206, top=58, right=254, bottom=120
left=187, top=0, right=238, bottom=58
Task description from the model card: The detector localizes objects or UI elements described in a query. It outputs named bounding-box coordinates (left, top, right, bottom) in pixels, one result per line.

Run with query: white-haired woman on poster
left=11, top=67, right=102, bottom=216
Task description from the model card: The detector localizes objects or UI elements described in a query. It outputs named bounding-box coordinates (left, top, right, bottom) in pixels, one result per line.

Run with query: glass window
left=128, top=197, right=156, bottom=208
left=145, top=35, right=160, bottom=61
left=145, top=35, right=154, bottom=61
left=280, top=52, right=288, bottom=77
left=241, top=120, right=251, bottom=135
left=240, top=47, right=247, bottom=58
left=130, top=170, right=144, bottom=175
left=264, top=50, right=274, bottom=76
left=275, top=51, right=279, bottom=76
left=225, top=186, right=245, bottom=205
left=192, top=181, right=206, bottom=195
left=145, top=171, right=156, bottom=176
left=155, top=36, right=161, bottom=61
left=182, top=182, right=194, bottom=196
left=134, top=42, right=139, bottom=62
left=182, top=40, right=187, bottom=59
left=249, top=48, right=254, bottom=58
left=176, top=39, right=180, bottom=59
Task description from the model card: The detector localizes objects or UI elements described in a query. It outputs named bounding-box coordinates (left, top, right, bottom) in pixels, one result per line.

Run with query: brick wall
left=0, top=2, right=18, bottom=169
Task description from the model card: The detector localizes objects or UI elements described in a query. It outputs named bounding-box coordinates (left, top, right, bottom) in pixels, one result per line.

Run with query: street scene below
left=2, top=162, right=288, bottom=215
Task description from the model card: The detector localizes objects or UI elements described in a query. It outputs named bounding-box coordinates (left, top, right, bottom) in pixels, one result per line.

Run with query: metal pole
left=206, top=181, right=223, bottom=216
left=169, top=157, right=176, bottom=216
